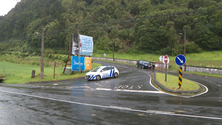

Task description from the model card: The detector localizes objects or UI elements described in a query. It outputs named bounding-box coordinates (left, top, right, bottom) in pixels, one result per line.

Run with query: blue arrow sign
left=175, top=54, right=186, bottom=66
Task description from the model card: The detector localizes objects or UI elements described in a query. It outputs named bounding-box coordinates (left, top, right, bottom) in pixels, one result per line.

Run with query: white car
left=85, top=65, right=119, bottom=81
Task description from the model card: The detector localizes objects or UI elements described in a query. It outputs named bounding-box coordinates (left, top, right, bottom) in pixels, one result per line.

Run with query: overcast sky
left=0, top=0, right=21, bottom=16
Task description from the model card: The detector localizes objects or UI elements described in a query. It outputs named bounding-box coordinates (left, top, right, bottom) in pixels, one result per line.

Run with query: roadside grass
left=0, top=62, right=101, bottom=84
left=1, top=50, right=222, bottom=85
left=187, top=72, right=222, bottom=78
left=155, top=73, right=199, bottom=91
left=0, top=54, right=65, bottom=68
left=94, top=50, right=222, bottom=70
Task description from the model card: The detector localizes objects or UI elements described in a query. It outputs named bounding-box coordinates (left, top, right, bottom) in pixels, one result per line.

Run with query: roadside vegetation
left=155, top=73, right=199, bottom=91
left=1, top=50, right=222, bottom=85
left=0, top=61, right=101, bottom=84
left=0, top=52, right=101, bottom=84
left=95, top=50, right=222, bottom=78
left=0, top=0, right=221, bottom=94
left=1, top=0, right=222, bottom=59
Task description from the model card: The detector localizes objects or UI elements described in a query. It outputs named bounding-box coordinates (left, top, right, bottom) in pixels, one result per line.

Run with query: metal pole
left=41, top=27, right=44, bottom=79
left=165, top=63, right=167, bottom=82
left=113, top=39, right=115, bottom=61
left=3, top=68, right=5, bottom=76
left=53, top=61, right=56, bottom=79
left=68, top=35, right=71, bottom=54
left=184, top=29, right=186, bottom=71
left=162, top=56, right=164, bottom=72
left=78, top=28, right=81, bottom=73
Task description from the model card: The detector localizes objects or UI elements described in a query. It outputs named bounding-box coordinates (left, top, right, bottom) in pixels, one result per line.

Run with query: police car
left=85, top=65, right=119, bottom=81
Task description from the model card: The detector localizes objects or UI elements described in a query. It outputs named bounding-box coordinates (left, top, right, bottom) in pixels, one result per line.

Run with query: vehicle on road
left=136, top=60, right=152, bottom=69
left=85, top=65, right=119, bottom=81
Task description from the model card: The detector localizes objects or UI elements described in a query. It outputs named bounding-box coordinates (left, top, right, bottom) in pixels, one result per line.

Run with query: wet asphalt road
left=0, top=61, right=222, bottom=125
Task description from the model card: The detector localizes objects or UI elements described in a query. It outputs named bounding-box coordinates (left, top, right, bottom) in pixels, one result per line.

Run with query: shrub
left=61, top=56, right=69, bottom=63
left=0, top=51, right=5, bottom=55
left=32, top=52, right=39, bottom=56
left=48, top=54, right=53, bottom=59
left=186, top=42, right=202, bottom=53
left=44, top=49, right=55, bottom=57
left=160, top=46, right=173, bottom=55
left=14, top=52, right=19, bottom=55
left=20, top=53, right=29, bottom=58
left=32, top=61, right=39, bottom=66
left=8, top=52, right=13, bottom=55
left=44, top=61, right=50, bottom=67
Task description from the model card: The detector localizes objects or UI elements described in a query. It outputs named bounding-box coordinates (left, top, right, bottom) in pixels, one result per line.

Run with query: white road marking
left=144, top=71, right=209, bottom=98
left=95, top=88, right=164, bottom=94
left=0, top=89, right=221, bottom=120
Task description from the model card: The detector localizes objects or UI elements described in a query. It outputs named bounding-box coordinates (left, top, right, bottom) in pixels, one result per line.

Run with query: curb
left=152, top=72, right=204, bottom=94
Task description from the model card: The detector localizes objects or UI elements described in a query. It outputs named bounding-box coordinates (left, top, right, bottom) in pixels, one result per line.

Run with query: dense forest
left=1, top=0, right=222, bottom=56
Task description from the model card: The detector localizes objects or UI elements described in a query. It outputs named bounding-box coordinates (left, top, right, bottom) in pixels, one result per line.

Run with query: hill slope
left=0, top=0, right=222, bottom=55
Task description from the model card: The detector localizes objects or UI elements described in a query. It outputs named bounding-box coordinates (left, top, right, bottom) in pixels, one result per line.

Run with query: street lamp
left=179, top=29, right=186, bottom=71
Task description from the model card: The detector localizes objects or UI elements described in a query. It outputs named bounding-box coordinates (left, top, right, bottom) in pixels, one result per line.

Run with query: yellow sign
left=85, top=57, right=92, bottom=70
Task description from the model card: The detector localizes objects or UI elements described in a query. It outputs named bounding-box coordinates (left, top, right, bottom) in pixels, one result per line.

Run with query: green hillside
left=1, top=0, right=222, bottom=56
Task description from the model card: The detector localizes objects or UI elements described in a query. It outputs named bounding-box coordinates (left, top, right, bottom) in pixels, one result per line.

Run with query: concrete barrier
left=183, top=66, right=222, bottom=75
left=64, top=67, right=72, bottom=74
left=92, top=57, right=137, bottom=64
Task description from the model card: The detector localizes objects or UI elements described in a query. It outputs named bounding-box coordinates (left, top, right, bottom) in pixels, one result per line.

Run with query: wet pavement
left=0, top=61, right=222, bottom=125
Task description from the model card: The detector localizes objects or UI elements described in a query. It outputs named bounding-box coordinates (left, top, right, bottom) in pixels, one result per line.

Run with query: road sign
left=175, top=54, right=186, bottom=66
left=164, top=55, right=168, bottom=64
left=159, top=55, right=163, bottom=62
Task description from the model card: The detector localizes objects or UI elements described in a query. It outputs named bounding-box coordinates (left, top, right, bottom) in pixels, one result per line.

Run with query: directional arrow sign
left=177, top=56, right=183, bottom=63
left=175, top=54, right=186, bottom=66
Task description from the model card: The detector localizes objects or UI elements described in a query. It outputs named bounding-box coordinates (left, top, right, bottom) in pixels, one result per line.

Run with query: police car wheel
left=142, top=66, right=144, bottom=69
left=136, top=65, right=139, bottom=68
left=114, top=72, right=118, bottom=78
left=96, top=75, right=101, bottom=80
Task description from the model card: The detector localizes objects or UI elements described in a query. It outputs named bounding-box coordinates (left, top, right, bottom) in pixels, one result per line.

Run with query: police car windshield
left=142, top=61, right=149, bottom=64
left=91, top=67, right=101, bottom=72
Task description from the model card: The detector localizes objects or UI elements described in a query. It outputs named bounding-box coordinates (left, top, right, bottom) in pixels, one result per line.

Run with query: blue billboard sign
left=71, top=56, right=92, bottom=71
left=71, top=56, right=85, bottom=71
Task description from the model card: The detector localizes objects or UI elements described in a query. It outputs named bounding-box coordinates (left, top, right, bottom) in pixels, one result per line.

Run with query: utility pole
left=113, top=39, right=115, bottom=61
left=184, top=29, right=186, bottom=71
left=78, top=28, right=81, bottom=73
left=68, top=35, right=70, bottom=54
left=41, top=27, right=44, bottom=79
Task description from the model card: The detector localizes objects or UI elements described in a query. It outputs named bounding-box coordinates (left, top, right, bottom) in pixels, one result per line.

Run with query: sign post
left=175, top=54, right=186, bottom=89
left=164, top=54, right=169, bottom=82
left=53, top=61, right=56, bottom=79
left=159, top=55, right=163, bottom=72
